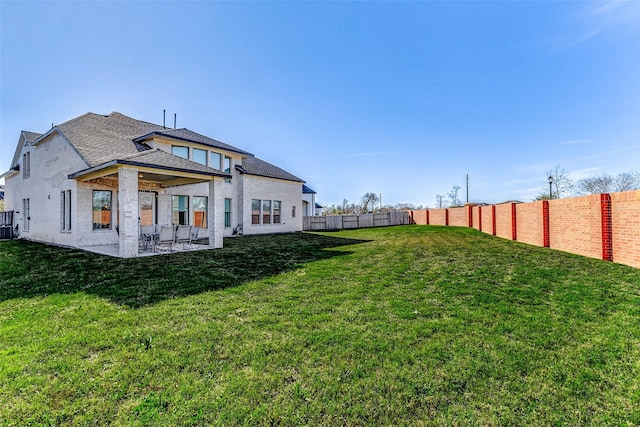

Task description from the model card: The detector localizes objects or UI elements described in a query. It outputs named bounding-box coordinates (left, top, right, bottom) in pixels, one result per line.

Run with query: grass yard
left=1, top=226, right=640, bottom=425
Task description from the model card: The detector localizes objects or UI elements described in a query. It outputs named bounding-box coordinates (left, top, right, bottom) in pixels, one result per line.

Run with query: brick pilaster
left=601, top=194, right=613, bottom=261
left=543, top=200, right=550, bottom=248
left=478, top=206, right=482, bottom=232
left=492, top=205, right=497, bottom=236
left=511, top=203, right=517, bottom=241
left=445, top=209, right=449, bottom=226
left=426, top=209, right=430, bottom=225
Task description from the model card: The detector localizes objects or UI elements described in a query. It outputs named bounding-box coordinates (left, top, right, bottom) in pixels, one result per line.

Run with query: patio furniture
left=139, top=225, right=157, bottom=251
left=176, top=225, right=193, bottom=249
left=155, top=226, right=176, bottom=253
left=190, top=226, right=200, bottom=245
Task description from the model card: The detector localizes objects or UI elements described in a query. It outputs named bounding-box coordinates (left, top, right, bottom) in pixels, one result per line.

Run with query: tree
left=435, top=194, right=446, bottom=209
left=577, top=174, right=613, bottom=195
left=361, top=192, right=380, bottom=213
left=576, top=171, right=639, bottom=195
left=535, top=164, right=574, bottom=200
left=447, top=185, right=462, bottom=207
left=614, top=171, right=640, bottom=192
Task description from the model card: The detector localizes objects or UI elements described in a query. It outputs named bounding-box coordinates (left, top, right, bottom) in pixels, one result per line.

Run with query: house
left=1, top=111, right=308, bottom=257
left=302, top=184, right=321, bottom=216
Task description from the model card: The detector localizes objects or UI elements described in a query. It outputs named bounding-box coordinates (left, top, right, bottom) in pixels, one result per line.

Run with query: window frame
left=60, top=190, right=71, bottom=231
left=23, top=151, right=30, bottom=179
left=224, top=198, right=232, bottom=228
left=251, top=199, right=260, bottom=225
left=92, top=190, right=112, bottom=230
left=171, top=145, right=189, bottom=159
left=192, top=196, right=207, bottom=228
left=193, top=148, right=207, bottom=166
left=273, top=200, right=281, bottom=224
left=172, top=195, right=190, bottom=225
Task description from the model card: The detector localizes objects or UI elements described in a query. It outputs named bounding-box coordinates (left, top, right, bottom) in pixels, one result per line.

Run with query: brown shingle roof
left=134, top=128, right=253, bottom=156
left=236, top=157, right=304, bottom=183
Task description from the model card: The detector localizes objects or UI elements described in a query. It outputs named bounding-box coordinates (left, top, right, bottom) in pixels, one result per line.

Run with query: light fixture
left=548, top=176, right=554, bottom=199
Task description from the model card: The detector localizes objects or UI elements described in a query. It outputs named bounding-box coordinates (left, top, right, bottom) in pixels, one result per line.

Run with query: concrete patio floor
left=80, top=242, right=212, bottom=258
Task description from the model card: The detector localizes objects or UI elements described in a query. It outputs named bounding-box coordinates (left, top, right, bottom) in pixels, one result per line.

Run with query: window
left=171, top=146, right=189, bottom=159
left=60, top=190, right=71, bottom=231
left=224, top=198, right=231, bottom=228
left=23, top=152, right=30, bottom=179
left=251, top=199, right=260, bottom=224
left=23, top=198, right=30, bottom=231
left=262, top=200, right=271, bottom=224
left=193, top=148, right=207, bottom=166
left=193, top=196, right=207, bottom=228
left=292, top=205, right=296, bottom=218
left=273, top=201, right=281, bottom=224
left=92, top=190, right=112, bottom=230
left=172, top=195, right=189, bottom=225
left=224, top=156, right=232, bottom=183
left=211, top=152, right=222, bottom=170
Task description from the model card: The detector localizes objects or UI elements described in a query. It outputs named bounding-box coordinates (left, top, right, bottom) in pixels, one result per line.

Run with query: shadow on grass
left=0, top=232, right=369, bottom=308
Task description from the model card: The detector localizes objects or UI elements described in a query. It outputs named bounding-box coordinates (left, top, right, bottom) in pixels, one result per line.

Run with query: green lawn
left=1, top=226, right=640, bottom=425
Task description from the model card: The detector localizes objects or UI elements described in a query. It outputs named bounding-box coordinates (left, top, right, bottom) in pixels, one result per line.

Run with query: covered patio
left=69, top=149, right=231, bottom=258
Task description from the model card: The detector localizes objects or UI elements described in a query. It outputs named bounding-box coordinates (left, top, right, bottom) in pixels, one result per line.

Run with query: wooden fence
left=0, top=211, right=14, bottom=240
left=303, top=211, right=410, bottom=231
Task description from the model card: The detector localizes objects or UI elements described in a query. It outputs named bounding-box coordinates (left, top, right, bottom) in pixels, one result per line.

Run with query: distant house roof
left=133, top=128, right=253, bottom=157
left=315, top=202, right=323, bottom=209
left=236, top=157, right=304, bottom=183
left=302, top=184, right=316, bottom=194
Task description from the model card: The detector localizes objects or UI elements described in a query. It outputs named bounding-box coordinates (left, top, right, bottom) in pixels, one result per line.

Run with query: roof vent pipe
left=163, top=109, right=166, bottom=129
left=174, top=113, right=177, bottom=129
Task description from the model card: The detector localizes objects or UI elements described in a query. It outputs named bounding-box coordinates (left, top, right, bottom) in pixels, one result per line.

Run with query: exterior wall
left=611, top=190, right=640, bottom=268
left=429, top=209, right=447, bottom=226
left=515, top=201, right=544, bottom=247
left=549, top=194, right=602, bottom=259
left=494, top=203, right=514, bottom=240
left=448, top=207, right=467, bottom=227
left=411, top=209, right=427, bottom=225
left=407, top=192, right=640, bottom=269
left=241, top=175, right=302, bottom=235
left=302, top=192, right=316, bottom=216
left=471, top=206, right=481, bottom=231
left=6, top=133, right=87, bottom=247
left=481, top=206, right=494, bottom=234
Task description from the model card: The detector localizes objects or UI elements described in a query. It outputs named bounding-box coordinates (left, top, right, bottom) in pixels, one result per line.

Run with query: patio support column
left=208, top=178, right=224, bottom=248
left=118, top=166, right=139, bottom=257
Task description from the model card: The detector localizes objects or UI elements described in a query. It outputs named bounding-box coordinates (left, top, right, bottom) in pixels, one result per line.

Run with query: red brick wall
left=471, top=206, right=481, bottom=231
left=448, top=207, right=467, bottom=227
left=515, top=201, right=545, bottom=247
left=411, top=209, right=427, bottom=225
left=611, top=190, right=640, bottom=268
left=481, top=205, right=494, bottom=235
left=409, top=192, right=639, bottom=269
left=495, top=203, right=514, bottom=240
left=549, top=194, right=602, bottom=260
left=429, top=209, right=447, bottom=226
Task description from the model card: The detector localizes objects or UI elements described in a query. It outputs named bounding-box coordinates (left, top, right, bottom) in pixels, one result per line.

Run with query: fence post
left=426, top=209, right=429, bottom=225
left=445, top=209, right=449, bottom=226
left=492, top=205, right=496, bottom=236
left=543, top=200, right=550, bottom=248
left=601, top=194, right=613, bottom=261
left=478, top=206, right=482, bottom=232
left=511, top=203, right=517, bottom=241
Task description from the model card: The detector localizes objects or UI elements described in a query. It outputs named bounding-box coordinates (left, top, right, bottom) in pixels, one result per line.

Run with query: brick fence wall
left=410, top=190, right=640, bottom=269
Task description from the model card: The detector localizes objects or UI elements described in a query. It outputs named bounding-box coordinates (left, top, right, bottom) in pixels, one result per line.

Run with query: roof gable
left=56, top=112, right=165, bottom=167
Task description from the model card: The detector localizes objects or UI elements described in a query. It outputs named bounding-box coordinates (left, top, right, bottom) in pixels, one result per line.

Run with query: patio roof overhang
left=68, top=149, right=232, bottom=187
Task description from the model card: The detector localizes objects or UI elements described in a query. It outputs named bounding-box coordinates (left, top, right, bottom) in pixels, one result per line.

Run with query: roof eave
left=68, top=159, right=232, bottom=180
left=133, top=131, right=254, bottom=157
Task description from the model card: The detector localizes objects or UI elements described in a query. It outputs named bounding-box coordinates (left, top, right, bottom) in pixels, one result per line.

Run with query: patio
left=80, top=239, right=212, bottom=258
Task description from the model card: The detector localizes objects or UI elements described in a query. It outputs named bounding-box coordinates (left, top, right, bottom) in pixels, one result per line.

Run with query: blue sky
left=1, top=1, right=639, bottom=207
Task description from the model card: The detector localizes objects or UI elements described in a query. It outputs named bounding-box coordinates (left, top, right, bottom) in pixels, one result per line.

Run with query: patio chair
left=139, top=225, right=157, bottom=252
left=190, top=226, right=200, bottom=245
left=155, top=226, right=175, bottom=253
left=176, top=225, right=193, bottom=250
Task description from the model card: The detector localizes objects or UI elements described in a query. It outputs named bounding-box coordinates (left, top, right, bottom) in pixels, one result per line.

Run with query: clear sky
left=1, top=0, right=639, bottom=207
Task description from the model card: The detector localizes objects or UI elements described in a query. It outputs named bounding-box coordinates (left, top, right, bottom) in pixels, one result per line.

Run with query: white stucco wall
left=241, top=175, right=303, bottom=235
left=5, top=133, right=87, bottom=247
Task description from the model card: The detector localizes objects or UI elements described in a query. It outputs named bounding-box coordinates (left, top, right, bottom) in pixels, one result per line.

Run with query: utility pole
left=466, top=174, right=470, bottom=204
